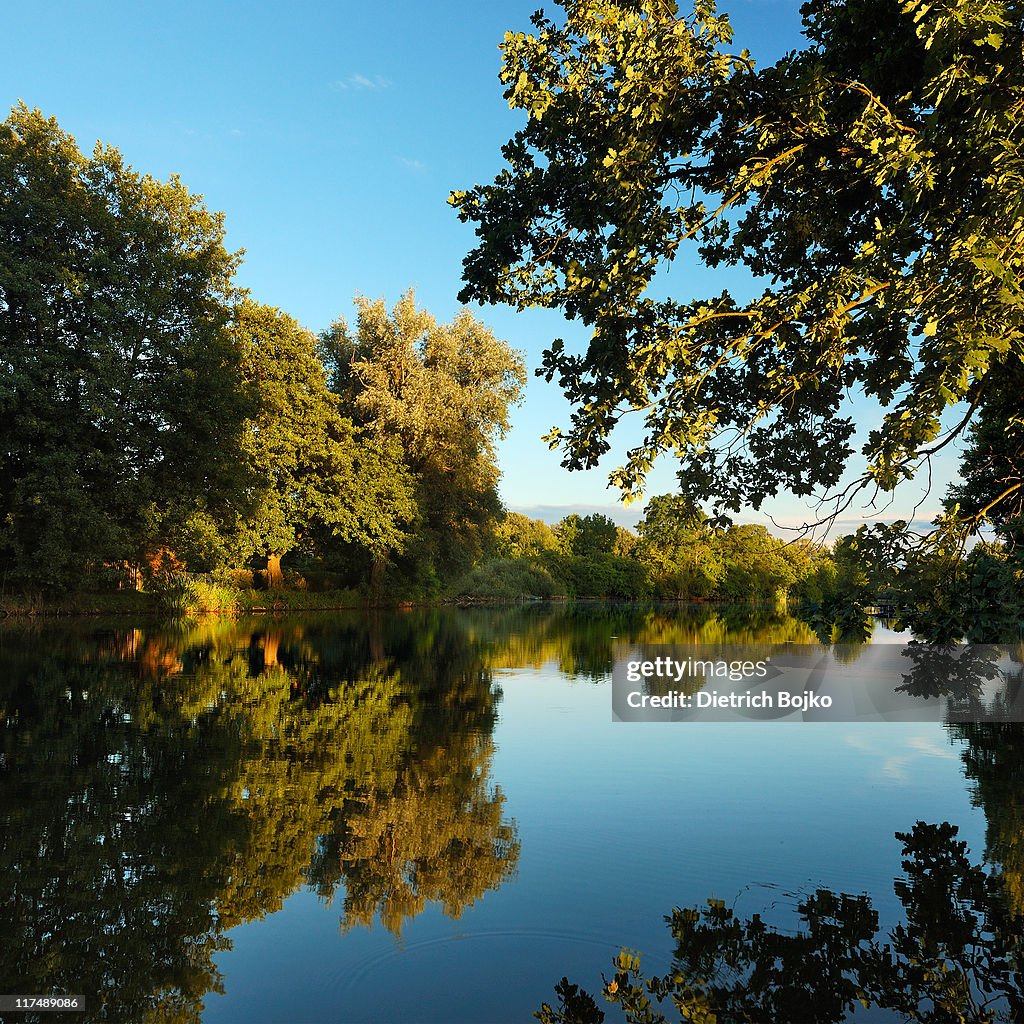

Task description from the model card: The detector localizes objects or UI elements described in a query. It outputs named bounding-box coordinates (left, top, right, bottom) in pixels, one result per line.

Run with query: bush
left=539, top=552, right=649, bottom=599
left=209, top=567, right=255, bottom=589
left=152, top=575, right=239, bottom=617
left=453, top=558, right=566, bottom=601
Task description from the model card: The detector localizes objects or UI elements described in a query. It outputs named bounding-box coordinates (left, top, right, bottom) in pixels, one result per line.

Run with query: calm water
left=1, top=606, right=1021, bottom=1023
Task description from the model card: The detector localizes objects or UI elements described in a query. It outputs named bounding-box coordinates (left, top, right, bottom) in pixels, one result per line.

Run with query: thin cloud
left=332, top=73, right=392, bottom=92
left=400, top=157, right=426, bottom=172
left=846, top=732, right=959, bottom=786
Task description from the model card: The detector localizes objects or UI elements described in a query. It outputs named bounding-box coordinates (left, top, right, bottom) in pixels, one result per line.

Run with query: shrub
left=453, top=558, right=565, bottom=601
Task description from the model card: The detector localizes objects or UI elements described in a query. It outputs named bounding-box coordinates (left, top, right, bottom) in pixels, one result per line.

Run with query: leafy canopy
left=0, top=104, right=248, bottom=585
left=452, top=0, right=1024, bottom=522
left=232, top=300, right=416, bottom=569
left=322, top=292, right=526, bottom=581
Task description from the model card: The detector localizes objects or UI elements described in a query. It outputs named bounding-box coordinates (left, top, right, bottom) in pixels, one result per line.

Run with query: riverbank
left=0, top=586, right=368, bottom=619
left=0, top=585, right=779, bottom=620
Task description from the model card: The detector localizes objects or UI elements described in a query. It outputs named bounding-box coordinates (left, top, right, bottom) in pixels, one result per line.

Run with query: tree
left=494, top=511, right=560, bottom=559
left=322, top=292, right=526, bottom=587
left=556, top=512, right=619, bottom=557
left=613, top=526, right=638, bottom=559
left=717, top=523, right=797, bottom=602
left=0, top=104, right=250, bottom=587
left=946, top=356, right=1024, bottom=543
left=637, top=494, right=723, bottom=598
left=452, top=0, right=1024, bottom=524
left=231, top=300, right=416, bottom=587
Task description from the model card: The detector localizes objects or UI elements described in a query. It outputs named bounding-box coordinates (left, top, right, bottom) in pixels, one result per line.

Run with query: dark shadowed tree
left=537, top=822, right=1024, bottom=1024
left=946, top=356, right=1024, bottom=544
left=0, top=104, right=250, bottom=588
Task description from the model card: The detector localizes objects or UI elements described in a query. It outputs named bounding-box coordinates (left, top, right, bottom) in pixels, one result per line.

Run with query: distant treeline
left=459, top=500, right=831, bottom=605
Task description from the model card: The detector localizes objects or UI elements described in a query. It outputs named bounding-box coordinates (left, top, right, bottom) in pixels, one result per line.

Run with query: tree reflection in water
left=3, top=606, right=1022, bottom=1023
left=528, top=631, right=1024, bottom=1024
left=0, top=613, right=519, bottom=1023
left=537, top=825, right=1024, bottom=1023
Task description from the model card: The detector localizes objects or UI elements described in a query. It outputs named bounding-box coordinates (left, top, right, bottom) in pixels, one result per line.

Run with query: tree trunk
left=369, top=556, right=386, bottom=601
left=368, top=613, right=385, bottom=665
left=266, top=552, right=284, bottom=589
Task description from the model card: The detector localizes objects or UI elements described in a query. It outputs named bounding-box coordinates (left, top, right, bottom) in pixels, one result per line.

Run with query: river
left=1, top=605, right=1020, bottom=1022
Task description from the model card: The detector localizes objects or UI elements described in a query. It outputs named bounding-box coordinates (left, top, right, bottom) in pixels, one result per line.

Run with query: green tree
left=556, top=512, right=619, bottom=557
left=452, top=0, right=1024, bottom=524
left=494, top=511, right=560, bottom=559
left=793, top=533, right=874, bottom=643
left=232, top=300, right=416, bottom=587
left=637, top=494, right=723, bottom=598
left=717, top=523, right=797, bottom=603
left=0, top=104, right=250, bottom=588
left=946, top=356, right=1024, bottom=542
left=322, top=292, right=526, bottom=589
left=613, top=526, right=638, bottom=559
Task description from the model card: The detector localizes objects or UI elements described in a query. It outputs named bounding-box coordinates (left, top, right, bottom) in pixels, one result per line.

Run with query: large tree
left=322, top=292, right=526, bottom=587
left=637, top=493, right=724, bottom=597
left=451, top=0, right=1024, bottom=525
left=0, top=104, right=249, bottom=587
left=231, top=300, right=416, bottom=587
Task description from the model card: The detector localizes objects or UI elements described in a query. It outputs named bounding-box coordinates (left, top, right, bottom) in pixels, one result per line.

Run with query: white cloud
left=848, top=732, right=959, bottom=785
left=906, top=734, right=958, bottom=761
left=332, top=73, right=392, bottom=92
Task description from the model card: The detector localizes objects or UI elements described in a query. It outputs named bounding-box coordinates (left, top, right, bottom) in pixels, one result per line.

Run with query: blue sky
left=4, top=0, right=957, bottom=534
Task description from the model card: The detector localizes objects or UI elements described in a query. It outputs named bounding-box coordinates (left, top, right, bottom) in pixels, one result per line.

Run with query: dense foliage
left=0, top=107, right=521, bottom=597
left=321, top=292, right=526, bottom=592
left=452, top=0, right=1024, bottom=531
left=0, top=105, right=248, bottom=589
left=458, top=499, right=822, bottom=603
left=4, top=99, right=1018, bottom=623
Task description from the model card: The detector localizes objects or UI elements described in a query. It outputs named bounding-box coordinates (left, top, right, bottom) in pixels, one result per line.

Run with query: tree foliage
left=231, top=300, right=416, bottom=585
left=946, top=355, right=1024, bottom=541
left=637, top=495, right=724, bottom=598
left=2, top=106, right=504, bottom=595
left=0, top=104, right=249, bottom=587
left=322, top=292, right=526, bottom=586
left=556, top=512, right=619, bottom=557
left=494, top=511, right=561, bottom=559
left=452, top=0, right=1024, bottom=525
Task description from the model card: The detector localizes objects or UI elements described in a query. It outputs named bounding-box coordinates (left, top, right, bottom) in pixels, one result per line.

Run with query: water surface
left=1, top=606, right=1020, bottom=1022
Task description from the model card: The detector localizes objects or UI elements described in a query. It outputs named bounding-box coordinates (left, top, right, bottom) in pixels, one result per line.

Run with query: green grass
left=0, top=590, right=155, bottom=618
left=2, top=583, right=368, bottom=620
